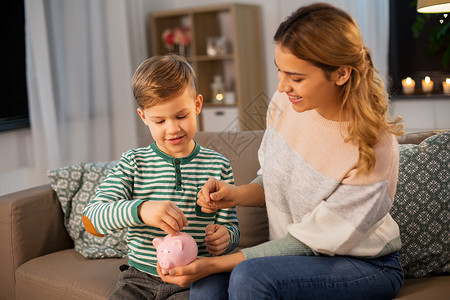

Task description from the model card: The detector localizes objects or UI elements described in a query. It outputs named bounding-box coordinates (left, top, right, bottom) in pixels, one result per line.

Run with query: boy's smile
left=167, top=136, right=184, bottom=145
left=137, top=87, right=203, bottom=158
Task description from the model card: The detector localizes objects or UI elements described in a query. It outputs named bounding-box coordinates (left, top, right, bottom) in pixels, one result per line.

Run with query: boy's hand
left=204, top=224, right=230, bottom=256
left=138, top=201, right=188, bottom=236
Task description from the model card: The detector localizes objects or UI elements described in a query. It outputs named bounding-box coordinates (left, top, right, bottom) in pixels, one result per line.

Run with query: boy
left=82, top=54, right=240, bottom=299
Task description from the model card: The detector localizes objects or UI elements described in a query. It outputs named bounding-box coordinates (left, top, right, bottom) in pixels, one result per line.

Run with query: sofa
left=1, top=129, right=448, bottom=300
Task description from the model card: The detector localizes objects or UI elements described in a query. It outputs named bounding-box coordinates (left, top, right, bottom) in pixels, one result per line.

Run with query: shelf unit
left=150, top=3, right=266, bottom=131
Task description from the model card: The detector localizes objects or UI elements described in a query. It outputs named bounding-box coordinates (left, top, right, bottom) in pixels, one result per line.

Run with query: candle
left=402, top=77, right=415, bottom=95
left=443, top=78, right=450, bottom=95
left=422, top=76, right=434, bottom=93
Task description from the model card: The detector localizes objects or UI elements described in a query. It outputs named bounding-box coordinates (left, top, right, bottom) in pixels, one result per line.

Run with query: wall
left=390, top=98, right=450, bottom=133
left=0, top=128, right=33, bottom=194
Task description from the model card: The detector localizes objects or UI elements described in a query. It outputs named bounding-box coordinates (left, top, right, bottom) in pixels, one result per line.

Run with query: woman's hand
left=157, top=257, right=214, bottom=287
left=158, top=252, right=246, bottom=287
left=197, top=178, right=238, bottom=213
left=197, top=179, right=266, bottom=212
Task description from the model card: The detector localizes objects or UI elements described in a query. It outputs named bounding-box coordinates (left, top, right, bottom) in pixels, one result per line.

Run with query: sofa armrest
left=0, top=184, right=73, bottom=300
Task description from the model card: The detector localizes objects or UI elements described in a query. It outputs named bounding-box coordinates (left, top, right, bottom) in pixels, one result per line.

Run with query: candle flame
left=406, top=77, right=412, bottom=84
left=446, top=78, right=450, bottom=84
left=216, top=93, right=224, bottom=101
left=425, top=76, right=431, bottom=84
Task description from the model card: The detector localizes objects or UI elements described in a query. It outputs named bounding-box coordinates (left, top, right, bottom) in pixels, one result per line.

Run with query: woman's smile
left=287, top=94, right=303, bottom=104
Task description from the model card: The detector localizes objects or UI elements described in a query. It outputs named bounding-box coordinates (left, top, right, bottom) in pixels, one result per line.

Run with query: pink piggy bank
left=152, top=232, right=198, bottom=275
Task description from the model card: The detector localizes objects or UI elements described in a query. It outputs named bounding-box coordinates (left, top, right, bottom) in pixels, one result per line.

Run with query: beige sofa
left=1, top=130, right=448, bottom=300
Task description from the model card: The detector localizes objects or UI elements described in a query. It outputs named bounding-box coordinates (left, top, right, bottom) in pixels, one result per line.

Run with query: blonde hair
left=132, top=54, right=197, bottom=108
left=274, top=3, right=403, bottom=174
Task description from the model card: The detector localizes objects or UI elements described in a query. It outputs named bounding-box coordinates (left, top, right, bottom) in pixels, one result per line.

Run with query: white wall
left=390, top=98, right=450, bottom=133
left=0, top=129, right=34, bottom=194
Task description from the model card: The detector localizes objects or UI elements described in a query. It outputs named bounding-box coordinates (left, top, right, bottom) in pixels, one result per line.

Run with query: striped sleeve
left=83, top=151, right=144, bottom=235
left=215, top=158, right=240, bottom=253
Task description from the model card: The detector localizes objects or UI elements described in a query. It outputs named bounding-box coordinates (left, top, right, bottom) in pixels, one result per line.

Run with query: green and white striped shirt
left=83, top=142, right=239, bottom=276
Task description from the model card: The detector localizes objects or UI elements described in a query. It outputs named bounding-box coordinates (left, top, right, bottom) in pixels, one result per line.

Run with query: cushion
left=16, top=249, right=127, bottom=300
left=391, top=130, right=449, bottom=278
left=397, top=130, right=446, bottom=145
left=48, top=161, right=128, bottom=259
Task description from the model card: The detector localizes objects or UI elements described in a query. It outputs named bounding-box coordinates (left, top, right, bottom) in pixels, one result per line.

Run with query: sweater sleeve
left=215, top=160, right=240, bottom=253
left=241, top=233, right=316, bottom=259
left=82, top=152, right=144, bottom=236
left=288, top=180, right=400, bottom=257
left=250, top=175, right=264, bottom=189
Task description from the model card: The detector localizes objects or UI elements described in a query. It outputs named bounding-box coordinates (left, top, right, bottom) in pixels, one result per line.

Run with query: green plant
left=411, top=1, right=450, bottom=70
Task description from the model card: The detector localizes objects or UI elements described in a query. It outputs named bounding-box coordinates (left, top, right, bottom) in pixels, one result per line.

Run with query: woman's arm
left=158, top=252, right=245, bottom=287
left=197, top=178, right=265, bottom=213
left=159, top=233, right=316, bottom=287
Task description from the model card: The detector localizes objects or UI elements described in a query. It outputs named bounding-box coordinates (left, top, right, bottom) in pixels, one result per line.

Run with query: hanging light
left=417, top=0, right=450, bottom=13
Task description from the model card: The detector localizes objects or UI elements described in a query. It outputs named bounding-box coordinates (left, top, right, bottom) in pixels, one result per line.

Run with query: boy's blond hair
left=132, top=54, right=197, bottom=108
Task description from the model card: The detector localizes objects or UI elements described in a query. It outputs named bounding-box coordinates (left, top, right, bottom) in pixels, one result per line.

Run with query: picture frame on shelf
left=206, top=36, right=227, bottom=56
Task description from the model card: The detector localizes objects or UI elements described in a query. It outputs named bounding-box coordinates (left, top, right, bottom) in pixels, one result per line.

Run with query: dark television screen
left=0, top=0, right=29, bottom=131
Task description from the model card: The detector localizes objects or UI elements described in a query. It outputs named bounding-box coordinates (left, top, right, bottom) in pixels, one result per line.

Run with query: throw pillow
left=48, top=161, right=128, bottom=259
left=391, top=130, right=449, bottom=278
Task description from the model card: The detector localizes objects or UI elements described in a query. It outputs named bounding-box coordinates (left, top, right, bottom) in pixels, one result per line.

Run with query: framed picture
left=206, top=36, right=227, bottom=56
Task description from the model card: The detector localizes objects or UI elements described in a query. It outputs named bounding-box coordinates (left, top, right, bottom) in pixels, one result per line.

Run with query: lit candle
left=443, top=78, right=450, bottom=95
left=422, top=76, right=434, bottom=93
left=402, top=77, right=415, bottom=95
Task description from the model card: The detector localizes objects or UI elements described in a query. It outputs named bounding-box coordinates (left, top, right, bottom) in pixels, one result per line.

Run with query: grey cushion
left=48, top=162, right=128, bottom=259
left=391, top=130, right=450, bottom=278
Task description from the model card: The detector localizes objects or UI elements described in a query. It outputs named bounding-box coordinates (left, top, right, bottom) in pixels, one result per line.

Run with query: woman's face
left=275, top=44, right=348, bottom=120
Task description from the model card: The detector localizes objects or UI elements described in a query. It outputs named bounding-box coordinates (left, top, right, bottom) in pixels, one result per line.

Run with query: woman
left=159, top=3, right=404, bottom=299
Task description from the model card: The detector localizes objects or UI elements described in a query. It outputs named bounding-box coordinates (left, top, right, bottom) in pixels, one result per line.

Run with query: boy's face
left=137, top=87, right=203, bottom=158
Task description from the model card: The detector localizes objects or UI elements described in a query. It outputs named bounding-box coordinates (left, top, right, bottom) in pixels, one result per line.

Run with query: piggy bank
left=152, top=232, right=198, bottom=275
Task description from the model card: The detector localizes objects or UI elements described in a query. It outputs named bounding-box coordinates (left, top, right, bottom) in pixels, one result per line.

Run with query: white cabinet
left=201, top=106, right=238, bottom=132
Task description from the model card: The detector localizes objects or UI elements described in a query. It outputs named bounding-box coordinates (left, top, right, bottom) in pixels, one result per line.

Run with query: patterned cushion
left=48, top=161, right=128, bottom=259
left=391, top=130, right=449, bottom=278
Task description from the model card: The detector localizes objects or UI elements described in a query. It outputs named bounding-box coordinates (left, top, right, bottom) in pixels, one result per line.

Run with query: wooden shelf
left=203, top=102, right=236, bottom=107
left=150, top=3, right=266, bottom=131
left=192, top=54, right=234, bottom=62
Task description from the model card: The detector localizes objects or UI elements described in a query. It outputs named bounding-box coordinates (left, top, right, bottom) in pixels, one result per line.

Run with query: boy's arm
left=223, top=221, right=240, bottom=253
left=82, top=153, right=144, bottom=236
left=215, top=162, right=240, bottom=253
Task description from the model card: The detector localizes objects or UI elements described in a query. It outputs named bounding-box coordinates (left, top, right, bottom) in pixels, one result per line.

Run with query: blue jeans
left=190, top=252, right=403, bottom=300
